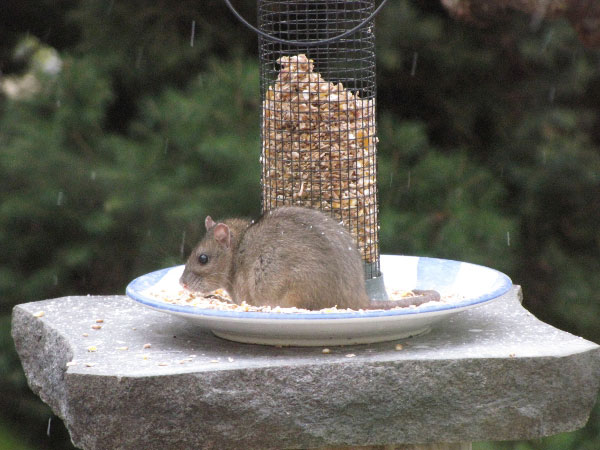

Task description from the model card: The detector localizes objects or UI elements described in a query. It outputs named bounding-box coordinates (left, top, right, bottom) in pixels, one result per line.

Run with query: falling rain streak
left=135, top=47, right=143, bottom=69
left=506, top=231, right=511, bottom=247
left=407, top=170, right=411, bottom=190
left=180, top=230, right=187, bottom=259
left=47, top=417, right=52, bottom=437
left=57, top=191, right=64, bottom=206
left=190, top=20, right=196, bottom=47
left=541, top=31, right=553, bottom=52
left=164, top=137, right=170, bottom=154
left=411, top=52, right=418, bottom=77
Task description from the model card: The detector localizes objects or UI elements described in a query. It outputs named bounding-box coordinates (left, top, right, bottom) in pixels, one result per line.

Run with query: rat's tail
left=367, top=290, right=440, bottom=310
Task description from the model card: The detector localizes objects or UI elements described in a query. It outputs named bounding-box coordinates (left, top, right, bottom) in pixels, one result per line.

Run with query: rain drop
left=57, top=191, right=64, bottom=206
left=530, top=8, right=547, bottom=32
left=506, top=231, right=511, bottom=247
left=47, top=417, right=52, bottom=437
left=406, top=170, right=411, bottom=190
left=135, top=47, right=143, bottom=69
left=548, top=87, right=556, bottom=103
left=541, top=30, right=553, bottom=52
left=410, top=52, right=418, bottom=77
left=164, top=138, right=169, bottom=154
left=180, top=230, right=186, bottom=259
left=90, top=171, right=97, bottom=180
left=190, top=20, right=196, bottom=47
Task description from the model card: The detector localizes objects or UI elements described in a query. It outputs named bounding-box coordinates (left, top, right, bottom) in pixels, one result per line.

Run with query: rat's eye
left=197, top=253, right=209, bottom=265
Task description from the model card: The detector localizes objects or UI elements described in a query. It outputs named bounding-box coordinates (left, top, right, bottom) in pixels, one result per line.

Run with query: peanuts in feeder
left=261, top=54, right=379, bottom=263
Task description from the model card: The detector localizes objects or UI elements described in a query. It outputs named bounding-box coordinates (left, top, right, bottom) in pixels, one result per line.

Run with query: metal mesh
left=258, top=0, right=379, bottom=279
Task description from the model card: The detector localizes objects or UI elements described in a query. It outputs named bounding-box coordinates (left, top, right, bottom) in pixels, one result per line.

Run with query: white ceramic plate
left=125, top=255, right=512, bottom=346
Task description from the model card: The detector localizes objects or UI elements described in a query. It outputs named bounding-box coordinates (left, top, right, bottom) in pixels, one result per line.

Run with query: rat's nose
left=179, top=270, right=197, bottom=288
left=179, top=273, right=188, bottom=287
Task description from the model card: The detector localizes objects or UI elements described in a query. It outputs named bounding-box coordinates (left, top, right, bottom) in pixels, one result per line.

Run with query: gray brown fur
left=180, top=206, right=439, bottom=310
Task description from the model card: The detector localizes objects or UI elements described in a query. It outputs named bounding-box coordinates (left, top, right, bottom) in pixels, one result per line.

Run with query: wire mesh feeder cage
left=225, top=0, right=389, bottom=299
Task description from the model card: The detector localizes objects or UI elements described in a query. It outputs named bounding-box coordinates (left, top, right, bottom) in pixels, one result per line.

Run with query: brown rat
left=180, top=206, right=439, bottom=310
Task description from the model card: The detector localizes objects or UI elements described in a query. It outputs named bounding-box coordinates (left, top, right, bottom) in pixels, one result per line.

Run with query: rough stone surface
left=11, top=287, right=600, bottom=450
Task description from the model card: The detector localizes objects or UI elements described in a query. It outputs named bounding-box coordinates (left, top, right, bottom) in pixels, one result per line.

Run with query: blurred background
left=1, top=0, right=599, bottom=449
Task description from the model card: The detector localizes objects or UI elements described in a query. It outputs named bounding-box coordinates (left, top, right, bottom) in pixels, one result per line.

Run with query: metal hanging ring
left=223, top=0, right=389, bottom=47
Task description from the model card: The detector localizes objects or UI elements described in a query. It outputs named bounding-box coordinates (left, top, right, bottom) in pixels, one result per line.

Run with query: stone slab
left=11, top=287, right=600, bottom=450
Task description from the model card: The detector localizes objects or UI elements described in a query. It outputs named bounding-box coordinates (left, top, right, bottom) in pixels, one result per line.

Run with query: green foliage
left=1, top=0, right=599, bottom=449
left=378, top=118, right=517, bottom=274
left=0, top=44, right=260, bottom=450
left=0, top=424, right=35, bottom=450
left=0, top=54, right=260, bottom=311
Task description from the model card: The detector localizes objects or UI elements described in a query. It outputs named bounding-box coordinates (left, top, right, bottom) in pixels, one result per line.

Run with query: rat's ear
left=213, top=223, right=231, bottom=248
left=205, top=216, right=216, bottom=231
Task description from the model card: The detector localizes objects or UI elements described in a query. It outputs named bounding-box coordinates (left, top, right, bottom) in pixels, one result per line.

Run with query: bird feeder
left=224, top=0, right=389, bottom=299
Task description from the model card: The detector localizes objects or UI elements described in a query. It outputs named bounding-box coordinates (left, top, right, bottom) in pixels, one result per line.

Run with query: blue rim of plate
left=125, top=256, right=513, bottom=320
